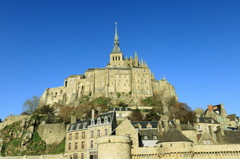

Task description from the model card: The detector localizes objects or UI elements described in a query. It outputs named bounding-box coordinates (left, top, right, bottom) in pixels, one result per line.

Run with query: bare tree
left=23, top=96, right=40, bottom=114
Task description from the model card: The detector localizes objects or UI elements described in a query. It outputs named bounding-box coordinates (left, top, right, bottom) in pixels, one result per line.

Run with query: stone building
left=65, top=110, right=117, bottom=159
left=39, top=24, right=177, bottom=108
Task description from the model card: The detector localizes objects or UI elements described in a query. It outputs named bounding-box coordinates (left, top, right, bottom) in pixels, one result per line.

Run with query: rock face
left=38, top=123, right=66, bottom=145
left=39, top=26, right=178, bottom=108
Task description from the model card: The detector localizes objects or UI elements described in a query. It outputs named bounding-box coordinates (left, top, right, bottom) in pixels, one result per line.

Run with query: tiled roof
left=217, top=130, right=240, bottom=144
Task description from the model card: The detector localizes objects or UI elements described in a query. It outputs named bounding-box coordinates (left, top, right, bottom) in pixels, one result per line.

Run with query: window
left=82, top=142, right=85, bottom=149
left=68, top=143, right=71, bottom=150
left=82, top=132, right=85, bottom=138
left=73, top=153, right=78, bottom=159
left=153, top=135, right=158, bottom=140
left=91, top=131, right=94, bottom=137
left=104, top=116, right=108, bottom=124
left=75, top=133, right=79, bottom=139
left=75, top=142, right=78, bottom=150
left=70, top=125, right=74, bottom=131
left=69, top=134, right=72, bottom=140
left=143, top=135, right=148, bottom=140
left=81, top=153, right=84, bottom=159
left=77, top=124, right=81, bottom=130
left=105, top=129, right=108, bottom=136
left=97, top=130, right=100, bottom=137
left=91, top=140, right=94, bottom=148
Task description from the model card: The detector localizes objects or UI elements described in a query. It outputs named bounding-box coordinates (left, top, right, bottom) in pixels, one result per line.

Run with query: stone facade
left=65, top=111, right=117, bottom=159
left=39, top=25, right=177, bottom=108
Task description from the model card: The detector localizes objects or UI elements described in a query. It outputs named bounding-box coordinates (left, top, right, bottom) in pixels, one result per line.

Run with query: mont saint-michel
left=0, top=24, right=240, bottom=159
left=39, top=23, right=177, bottom=109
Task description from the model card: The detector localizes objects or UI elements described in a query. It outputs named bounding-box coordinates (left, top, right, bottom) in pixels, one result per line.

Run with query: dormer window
left=70, top=125, right=74, bottom=131
left=104, top=116, right=108, bottom=124
left=97, top=117, right=101, bottom=125
left=77, top=124, right=81, bottom=130
left=83, top=122, right=87, bottom=129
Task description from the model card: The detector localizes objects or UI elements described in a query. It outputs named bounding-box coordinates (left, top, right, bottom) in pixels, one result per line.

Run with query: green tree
left=145, top=109, right=161, bottom=121
left=23, top=96, right=40, bottom=114
left=37, top=105, right=55, bottom=115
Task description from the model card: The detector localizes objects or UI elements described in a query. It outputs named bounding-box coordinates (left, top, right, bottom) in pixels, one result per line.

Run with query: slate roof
left=68, top=112, right=116, bottom=131
left=217, top=130, right=240, bottom=144
left=198, top=117, right=220, bottom=124
left=131, top=121, right=158, bottom=129
left=157, top=127, right=192, bottom=143
left=139, top=129, right=159, bottom=140
left=68, top=120, right=91, bottom=131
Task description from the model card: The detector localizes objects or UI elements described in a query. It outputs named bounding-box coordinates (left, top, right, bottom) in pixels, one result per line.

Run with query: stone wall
left=0, top=154, right=67, bottom=159
left=0, top=115, right=28, bottom=131
left=38, top=123, right=66, bottom=145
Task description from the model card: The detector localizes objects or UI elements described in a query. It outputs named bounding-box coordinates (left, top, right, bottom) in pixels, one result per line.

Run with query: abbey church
left=40, top=24, right=177, bottom=107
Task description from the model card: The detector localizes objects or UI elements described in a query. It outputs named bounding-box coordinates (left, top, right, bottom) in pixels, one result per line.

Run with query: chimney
left=208, top=105, right=213, bottom=111
left=175, top=119, right=181, bottom=131
left=91, top=109, right=95, bottom=120
left=91, top=109, right=95, bottom=126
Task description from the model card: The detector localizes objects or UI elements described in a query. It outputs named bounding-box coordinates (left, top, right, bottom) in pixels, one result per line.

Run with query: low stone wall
left=0, top=115, right=28, bottom=131
left=0, top=154, right=67, bottom=159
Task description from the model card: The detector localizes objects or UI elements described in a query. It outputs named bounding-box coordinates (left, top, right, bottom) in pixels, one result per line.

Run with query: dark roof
left=139, top=129, right=159, bottom=140
left=68, top=120, right=91, bottom=131
left=217, top=130, right=240, bottom=144
left=131, top=121, right=158, bottom=129
left=198, top=117, right=220, bottom=124
left=157, top=127, right=192, bottom=143
left=68, top=112, right=116, bottom=131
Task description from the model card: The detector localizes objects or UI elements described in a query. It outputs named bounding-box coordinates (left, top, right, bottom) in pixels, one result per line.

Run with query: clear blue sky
left=0, top=0, right=240, bottom=120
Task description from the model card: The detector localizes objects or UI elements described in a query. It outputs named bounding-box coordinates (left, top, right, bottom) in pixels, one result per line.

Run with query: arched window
left=112, top=56, right=114, bottom=61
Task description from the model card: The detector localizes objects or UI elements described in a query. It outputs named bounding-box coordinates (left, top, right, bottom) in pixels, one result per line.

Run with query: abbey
left=40, top=24, right=177, bottom=107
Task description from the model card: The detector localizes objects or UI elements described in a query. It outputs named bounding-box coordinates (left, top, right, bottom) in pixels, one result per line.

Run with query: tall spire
left=112, top=22, right=121, bottom=53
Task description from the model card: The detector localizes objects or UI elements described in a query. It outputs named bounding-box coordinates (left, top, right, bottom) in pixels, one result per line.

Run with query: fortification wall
left=0, top=115, right=28, bottom=131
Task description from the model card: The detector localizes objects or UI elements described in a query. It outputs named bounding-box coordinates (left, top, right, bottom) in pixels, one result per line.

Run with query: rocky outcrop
left=38, top=123, right=66, bottom=145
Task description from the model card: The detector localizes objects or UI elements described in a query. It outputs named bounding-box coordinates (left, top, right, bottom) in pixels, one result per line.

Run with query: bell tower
left=109, top=22, right=124, bottom=67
